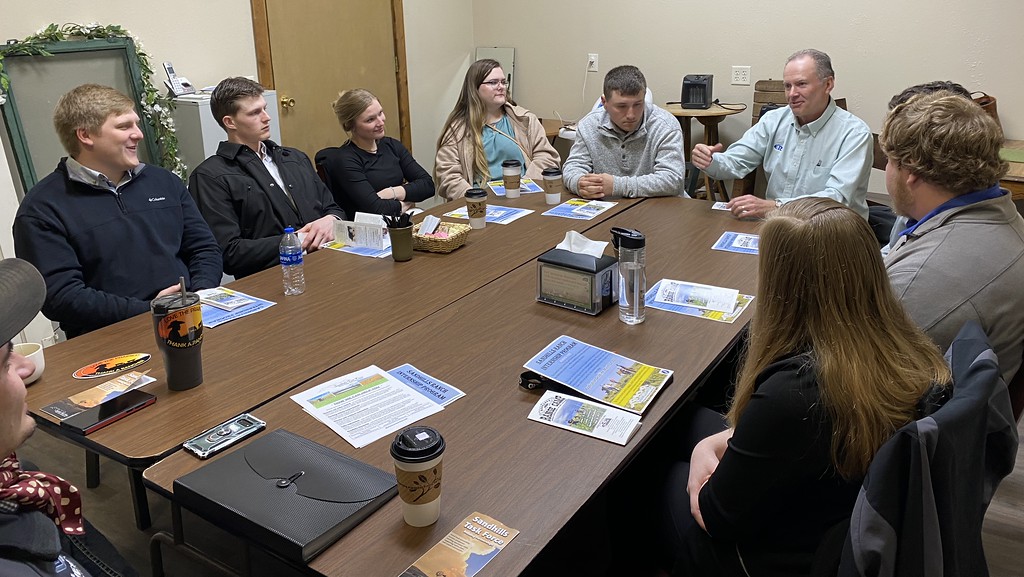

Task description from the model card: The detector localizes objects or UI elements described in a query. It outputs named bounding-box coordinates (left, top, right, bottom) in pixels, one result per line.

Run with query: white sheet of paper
left=654, top=279, right=739, bottom=313
left=290, top=365, right=441, bottom=448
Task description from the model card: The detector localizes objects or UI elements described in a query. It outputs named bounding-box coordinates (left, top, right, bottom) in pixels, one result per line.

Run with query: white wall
left=403, top=0, right=476, bottom=184
left=0, top=1, right=257, bottom=343
left=471, top=0, right=1023, bottom=145
left=2, top=0, right=1019, bottom=257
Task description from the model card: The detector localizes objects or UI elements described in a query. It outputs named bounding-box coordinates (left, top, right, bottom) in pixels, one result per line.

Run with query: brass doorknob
left=280, top=95, right=296, bottom=108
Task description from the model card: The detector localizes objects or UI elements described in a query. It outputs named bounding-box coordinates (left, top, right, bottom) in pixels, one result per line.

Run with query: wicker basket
left=413, top=221, right=471, bottom=253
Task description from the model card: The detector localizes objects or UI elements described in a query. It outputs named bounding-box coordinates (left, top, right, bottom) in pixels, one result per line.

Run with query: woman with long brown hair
left=434, top=59, right=559, bottom=200
left=662, top=198, right=951, bottom=576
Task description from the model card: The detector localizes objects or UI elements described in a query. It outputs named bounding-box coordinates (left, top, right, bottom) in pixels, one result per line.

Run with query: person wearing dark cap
left=189, top=77, right=345, bottom=278
left=0, top=258, right=137, bottom=576
left=13, top=84, right=223, bottom=339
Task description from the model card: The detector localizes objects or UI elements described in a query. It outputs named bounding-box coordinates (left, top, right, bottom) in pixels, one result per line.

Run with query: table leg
left=150, top=503, right=242, bottom=577
left=675, top=116, right=703, bottom=197
left=680, top=116, right=692, bottom=162
left=128, top=467, right=152, bottom=530
left=86, top=450, right=100, bottom=488
left=699, top=118, right=730, bottom=202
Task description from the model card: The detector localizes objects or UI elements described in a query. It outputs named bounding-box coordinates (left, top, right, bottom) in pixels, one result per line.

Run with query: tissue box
left=536, top=248, right=618, bottom=315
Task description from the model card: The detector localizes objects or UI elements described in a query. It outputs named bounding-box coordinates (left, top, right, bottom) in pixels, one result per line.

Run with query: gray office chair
left=812, top=321, right=1018, bottom=577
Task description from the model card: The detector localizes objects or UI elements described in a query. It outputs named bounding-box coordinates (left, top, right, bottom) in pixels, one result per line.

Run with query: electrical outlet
left=587, top=53, right=599, bottom=73
left=731, top=66, right=751, bottom=86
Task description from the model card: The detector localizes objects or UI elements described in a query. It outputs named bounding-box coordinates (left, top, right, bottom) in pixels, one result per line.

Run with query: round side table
left=665, top=103, right=744, bottom=201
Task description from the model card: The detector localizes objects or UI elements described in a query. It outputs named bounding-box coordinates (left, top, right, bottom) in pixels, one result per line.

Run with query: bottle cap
left=611, top=227, right=645, bottom=249
left=284, top=226, right=295, bottom=234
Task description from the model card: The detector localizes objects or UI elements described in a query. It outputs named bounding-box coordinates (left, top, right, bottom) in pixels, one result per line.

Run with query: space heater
left=682, top=75, right=713, bottom=109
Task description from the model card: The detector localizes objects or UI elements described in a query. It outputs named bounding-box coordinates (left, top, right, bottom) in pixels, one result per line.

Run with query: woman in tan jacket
left=434, top=59, right=560, bottom=200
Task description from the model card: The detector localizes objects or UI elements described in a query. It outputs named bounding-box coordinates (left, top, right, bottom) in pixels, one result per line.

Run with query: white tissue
left=555, top=231, right=609, bottom=259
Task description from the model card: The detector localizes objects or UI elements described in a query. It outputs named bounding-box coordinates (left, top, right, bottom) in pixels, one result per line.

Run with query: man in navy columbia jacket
left=13, top=84, right=222, bottom=338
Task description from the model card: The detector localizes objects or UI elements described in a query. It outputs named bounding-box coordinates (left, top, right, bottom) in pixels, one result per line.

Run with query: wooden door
left=251, top=0, right=410, bottom=158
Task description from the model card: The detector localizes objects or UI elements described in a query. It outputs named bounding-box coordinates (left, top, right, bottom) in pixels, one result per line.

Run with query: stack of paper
left=644, top=279, right=754, bottom=324
left=523, top=335, right=675, bottom=444
left=198, top=287, right=276, bottom=328
left=291, top=364, right=464, bottom=448
left=542, top=198, right=616, bottom=220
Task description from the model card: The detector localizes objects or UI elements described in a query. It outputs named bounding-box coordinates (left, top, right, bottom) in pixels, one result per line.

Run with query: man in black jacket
left=189, top=77, right=345, bottom=278
left=13, top=84, right=222, bottom=338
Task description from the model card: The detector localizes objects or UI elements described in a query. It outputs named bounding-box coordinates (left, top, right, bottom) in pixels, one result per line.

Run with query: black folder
left=174, top=428, right=397, bottom=563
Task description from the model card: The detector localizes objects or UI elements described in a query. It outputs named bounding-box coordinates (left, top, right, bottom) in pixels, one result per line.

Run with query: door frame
left=249, top=0, right=412, bottom=151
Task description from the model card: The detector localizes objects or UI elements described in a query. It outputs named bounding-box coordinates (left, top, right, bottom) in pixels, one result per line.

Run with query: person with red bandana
left=0, top=258, right=137, bottom=576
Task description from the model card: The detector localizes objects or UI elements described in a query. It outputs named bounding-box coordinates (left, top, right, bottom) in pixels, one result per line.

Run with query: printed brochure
left=644, top=280, right=754, bottom=323
left=442, top=205, right=534, bottom=225
left=653, top=279, right=739, bottom=314
left=41, top=370, right=154, bottom=420
left=541, top=198, right=616, bottom=220
left=712, top=231, right=759, bottom=255
left=291, top=364, right=464, bottom=449
left=528, top=390, right=641, bottom=445
left=400, top=512, right=518, bottom=577
left=523, top=335, right=672, bottom=415
left=486, top=178, right=543, bottom=196
left=198, top=288, right=276, bottom=328
left=198, top=287, right=256, bottom=311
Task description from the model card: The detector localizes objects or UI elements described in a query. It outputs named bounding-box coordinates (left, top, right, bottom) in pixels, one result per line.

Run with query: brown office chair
left=732, top=79, right=785, bottom=198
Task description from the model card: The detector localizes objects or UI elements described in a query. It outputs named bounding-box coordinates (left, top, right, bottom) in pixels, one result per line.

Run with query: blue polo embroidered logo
left=774, top=144, right=784, bottom=151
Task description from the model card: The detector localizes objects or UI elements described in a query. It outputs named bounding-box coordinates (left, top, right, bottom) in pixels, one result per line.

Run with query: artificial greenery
left=0, top=23, right=186, bottom=179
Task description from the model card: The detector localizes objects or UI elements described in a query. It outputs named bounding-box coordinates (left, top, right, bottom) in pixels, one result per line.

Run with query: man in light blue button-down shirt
left=692, top=49, right=872, bottom=220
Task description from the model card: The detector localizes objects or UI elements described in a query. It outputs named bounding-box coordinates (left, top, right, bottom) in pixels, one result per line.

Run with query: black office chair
left=1009, top=350, right=1024, bottom=422
left=866, top=134, right=898, bottom=247
left=824, top=321, right=1018, bottom=577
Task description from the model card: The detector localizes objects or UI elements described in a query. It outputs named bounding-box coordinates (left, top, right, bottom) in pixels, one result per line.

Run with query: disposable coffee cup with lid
left=541, top=167, right=564, bottom=205
left=465, top=187, right=487, bottom=229
left=502, top=159, right=523, bottom=198
left=390, top=426, right=446, bottom=526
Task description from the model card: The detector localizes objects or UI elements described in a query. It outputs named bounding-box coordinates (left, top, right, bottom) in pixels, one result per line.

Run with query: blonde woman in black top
left=316, top=89, right=434, bottom=217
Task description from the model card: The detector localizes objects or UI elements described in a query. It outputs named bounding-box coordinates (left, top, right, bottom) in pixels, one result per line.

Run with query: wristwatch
left=775, top=199, right=784, bottom=208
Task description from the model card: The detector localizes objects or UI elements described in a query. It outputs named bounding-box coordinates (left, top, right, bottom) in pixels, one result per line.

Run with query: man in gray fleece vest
left=563, top=65, right=686, bottom=199
left=882, top=90, right=1024, bottom=384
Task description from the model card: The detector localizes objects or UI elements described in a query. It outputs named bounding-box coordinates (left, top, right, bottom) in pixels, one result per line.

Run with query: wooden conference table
left=145, top=198, right=763, bottom=576
left=25, top=190, right=639, bottom=530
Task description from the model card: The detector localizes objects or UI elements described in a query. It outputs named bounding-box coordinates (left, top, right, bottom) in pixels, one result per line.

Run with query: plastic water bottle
left=613, top=228, right=646, bottom=325
left=280, top=227, right=305, bottom=295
